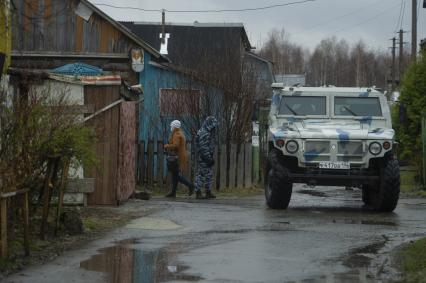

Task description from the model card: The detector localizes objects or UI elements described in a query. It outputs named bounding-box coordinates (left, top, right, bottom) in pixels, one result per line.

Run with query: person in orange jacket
left=164, top=120, right=194, bottom=198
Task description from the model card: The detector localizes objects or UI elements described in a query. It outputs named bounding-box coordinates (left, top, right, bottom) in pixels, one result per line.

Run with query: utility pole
left=398, top=29, right=405, bottom=81
left=391, top=37, right=397, bottom=93
left=412, top=0, right=417, bottom=61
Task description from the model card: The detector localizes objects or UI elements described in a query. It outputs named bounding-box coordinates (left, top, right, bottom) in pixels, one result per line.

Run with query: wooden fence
left=422, top=112, right=426, bottom=187
left=137, top=141, right=255, bottom=189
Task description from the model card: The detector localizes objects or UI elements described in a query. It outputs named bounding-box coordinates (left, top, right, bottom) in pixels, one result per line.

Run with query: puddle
left=298, top=190, right=328, bottom=197
left=300, top=269, right=375, bottom=283
left=80, top=239, right=202, bottom=282
left=340, top=219, right=397, bottom=226
left=343, top=240, right=388, bottom=269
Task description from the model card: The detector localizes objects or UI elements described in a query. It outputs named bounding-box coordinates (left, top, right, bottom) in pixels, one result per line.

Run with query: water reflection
left=80, top=240, right=201, bottom=283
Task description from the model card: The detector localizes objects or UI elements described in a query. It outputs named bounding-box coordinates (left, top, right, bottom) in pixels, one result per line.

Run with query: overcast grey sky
left=93, top=0, right=426, bottom=52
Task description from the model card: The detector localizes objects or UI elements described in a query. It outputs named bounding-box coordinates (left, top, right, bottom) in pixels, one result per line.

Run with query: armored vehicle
left=265, top=84, right=399, bottom=212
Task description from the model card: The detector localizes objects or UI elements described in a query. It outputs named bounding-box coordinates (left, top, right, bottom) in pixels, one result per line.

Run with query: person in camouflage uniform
left=194, top=116, right=218, bottom=199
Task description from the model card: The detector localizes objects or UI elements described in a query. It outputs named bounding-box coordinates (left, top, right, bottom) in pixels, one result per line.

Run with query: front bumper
left=289, top=168, right=379, bottom=187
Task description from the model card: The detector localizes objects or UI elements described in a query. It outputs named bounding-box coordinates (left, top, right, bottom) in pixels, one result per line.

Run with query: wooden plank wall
left=137, top=141, right=255, bottom=189
left=117, top=102, right=137, bottom=203
left=84, top=85, right=120, bottom=205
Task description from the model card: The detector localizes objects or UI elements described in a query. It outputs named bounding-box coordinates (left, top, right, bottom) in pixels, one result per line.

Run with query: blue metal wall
left=139, top=51, right=222, bottom=143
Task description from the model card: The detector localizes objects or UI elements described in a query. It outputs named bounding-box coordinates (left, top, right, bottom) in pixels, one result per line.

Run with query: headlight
left=369, top=142, right=382, bottom=155
left=286, top=140, right=299, bottom=153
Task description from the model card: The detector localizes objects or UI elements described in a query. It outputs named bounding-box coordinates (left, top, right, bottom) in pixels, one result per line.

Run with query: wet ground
left=5, top=184, right=426, bottom=283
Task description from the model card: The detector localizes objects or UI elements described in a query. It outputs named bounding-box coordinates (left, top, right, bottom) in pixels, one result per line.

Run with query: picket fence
left=137, top=141, right=255, bottom=189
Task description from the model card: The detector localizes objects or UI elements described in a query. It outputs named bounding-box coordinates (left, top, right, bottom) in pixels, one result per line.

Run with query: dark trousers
left=171, top=171, right=194, bottom=193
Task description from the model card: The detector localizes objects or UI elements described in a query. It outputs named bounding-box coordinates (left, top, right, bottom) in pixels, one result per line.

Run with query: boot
left=165, top=191, right=176, bottom=198
left=188, top=185, right=194, bottom=196
left=205, top=190, right=216, bottom=199
left=195, top=190, right=204, bottom=199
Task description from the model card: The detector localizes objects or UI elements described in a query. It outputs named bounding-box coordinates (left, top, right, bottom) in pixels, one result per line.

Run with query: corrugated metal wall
left=12, top=0, right=135, bottom=54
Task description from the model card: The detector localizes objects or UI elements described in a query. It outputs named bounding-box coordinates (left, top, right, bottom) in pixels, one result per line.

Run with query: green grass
left=148, top=185, right=264, bottom=198
left=82, top=216, right=116, bottom=232
left=396, top=238, right=426, bottom=283
left=400, top=170, right=426, bottom=197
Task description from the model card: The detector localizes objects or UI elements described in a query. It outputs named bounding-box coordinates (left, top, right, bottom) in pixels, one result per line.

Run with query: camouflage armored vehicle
left=265, top=84, right=399, bottom=212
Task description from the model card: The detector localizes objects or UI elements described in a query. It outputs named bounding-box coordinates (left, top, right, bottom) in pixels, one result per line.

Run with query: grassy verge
left=149, top=185, right=264, bottom=198
left=400, top=170, right=426, bottom=197
left=396, top=237, right=426, bottom=283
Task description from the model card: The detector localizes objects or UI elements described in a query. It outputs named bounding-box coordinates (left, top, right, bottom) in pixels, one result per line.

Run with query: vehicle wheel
left=369, top=154, right=400, bottom=212
left=264, top=149, right=293, bottom=209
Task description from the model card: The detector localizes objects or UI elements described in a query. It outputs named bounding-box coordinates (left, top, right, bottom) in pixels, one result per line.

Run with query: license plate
left=319, top=161, right=350, bottom=170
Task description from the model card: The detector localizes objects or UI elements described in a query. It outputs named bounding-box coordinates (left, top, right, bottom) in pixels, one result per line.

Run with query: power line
left=301, top=0, right=383, bottom=33
left=395, top=0, right=404, bottom=32
left=333, top=2, right=402, bottom=35
left=401, top=1, right=407, bottom=29
left=92, top=0, right=316, bottom=13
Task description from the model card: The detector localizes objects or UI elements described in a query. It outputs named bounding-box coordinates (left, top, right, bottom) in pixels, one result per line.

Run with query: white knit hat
left=170, top=120, right=181, bottom=129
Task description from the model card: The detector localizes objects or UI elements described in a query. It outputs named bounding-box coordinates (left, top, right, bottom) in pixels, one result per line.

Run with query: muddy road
left=5, top=185, right=426, bottom=283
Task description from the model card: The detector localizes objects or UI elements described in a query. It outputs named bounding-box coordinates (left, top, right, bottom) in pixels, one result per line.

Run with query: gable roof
left=83, top=0, right=164, bottom=59
left=120, top=21, right=252, bottom=64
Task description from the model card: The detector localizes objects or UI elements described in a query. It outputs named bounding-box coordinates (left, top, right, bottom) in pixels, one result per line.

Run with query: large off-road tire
left=369, top=154, right=400, bottom=212
left=264, top=149, right=293, bottom=209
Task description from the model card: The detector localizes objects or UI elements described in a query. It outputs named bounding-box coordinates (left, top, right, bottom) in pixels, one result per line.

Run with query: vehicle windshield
left=334, top=97, right=382, bottom=117
left=278, top=96, right=326, bottom=116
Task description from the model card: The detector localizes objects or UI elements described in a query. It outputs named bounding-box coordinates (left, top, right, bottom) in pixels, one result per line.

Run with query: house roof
left=83, top=0, right=165, bottom=59
left=120, top=21, right=253, bottom=65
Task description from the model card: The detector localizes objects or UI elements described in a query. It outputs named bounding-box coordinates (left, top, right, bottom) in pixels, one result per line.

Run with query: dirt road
left=5, top=185, right=426, bottom=283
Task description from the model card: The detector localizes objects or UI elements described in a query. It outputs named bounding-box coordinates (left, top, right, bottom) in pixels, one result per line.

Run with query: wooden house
left=9, top=0, right=169, bottom=205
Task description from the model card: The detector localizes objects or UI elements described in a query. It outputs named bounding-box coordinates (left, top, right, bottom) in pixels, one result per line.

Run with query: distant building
left=275, top=74, right=306, bottom=86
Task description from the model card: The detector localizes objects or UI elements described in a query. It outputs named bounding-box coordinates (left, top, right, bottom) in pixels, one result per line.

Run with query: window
left=159, top=89, right=202, bottom=117
left=278, top=96, right=326, bottom=116
left=334, top=97, right=382, bottom=117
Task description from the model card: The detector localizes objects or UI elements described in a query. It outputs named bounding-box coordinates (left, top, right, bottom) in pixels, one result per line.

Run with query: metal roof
left=272, top=84, right=381, bottom=93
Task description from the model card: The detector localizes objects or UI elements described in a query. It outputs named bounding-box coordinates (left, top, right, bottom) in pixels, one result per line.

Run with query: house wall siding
left=12, top=0, right=137, bottom=55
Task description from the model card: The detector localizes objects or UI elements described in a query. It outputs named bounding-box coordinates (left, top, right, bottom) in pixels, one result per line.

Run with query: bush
left=0, top=80, right=97, bottom=193
left=395, top=50, right=426, bottom=179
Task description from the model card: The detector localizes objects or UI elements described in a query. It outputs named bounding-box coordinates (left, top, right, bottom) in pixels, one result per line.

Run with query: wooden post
left=213, top=147, right=218, bottom=191
left=422, top=112, right=426, bottom=188
left=40, top=159, right=56, bottom=239
left=147, top=141, right=154, bottom=186
left=55, top=159, right=70, bottom=236
left=22, top=192, right=30, bottom=256
left=220, top=144, right=227, bottom=190
left=237, top=146, right=244, bottom=188
left=244, top=143, right=253, bottom=188
left=229, top=144, right=237, bottom=188
left=157, top=141, right=165, bottom=186
left=138, top=141, right=145, bottom=185
left=0, top=198, right=7, bottom=258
